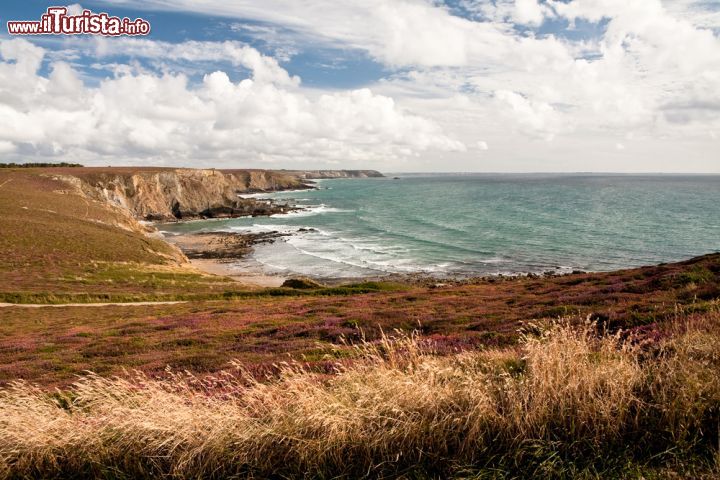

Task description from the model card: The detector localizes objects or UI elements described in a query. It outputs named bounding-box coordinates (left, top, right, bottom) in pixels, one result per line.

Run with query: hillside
left=1, top=255, right=719, bottom=477
left=47, top=167, right=384, bottom=221
left=0, top=166, right=718, bottom=478
left=0, top=166, right=385, bottom=297
left=50, top=167, right=311, bottom=221
left=1, top=252, right=718, bottom=385
left=0, top=168, right=289, bottom=297
left=4, top=315, right=719, bottom=479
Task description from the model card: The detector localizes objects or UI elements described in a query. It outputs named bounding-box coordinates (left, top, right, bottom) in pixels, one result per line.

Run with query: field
left=1, top=247, right=718, bottom=386
left=2, top=311, right=720, bottom=478
left=0, top=167, right=719, bottom=478
left=0, top=168, right=241, bottom=298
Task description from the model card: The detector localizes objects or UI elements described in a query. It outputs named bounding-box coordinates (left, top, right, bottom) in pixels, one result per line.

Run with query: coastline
left=163, top=231, right=290, bottom=288
left=163, top=229, right=384, bottom=288
left=162, top=228, right=575, bottom=289
left=153, top=173, right=720, bottom=286
left=188, top=259, right=286, bottom=288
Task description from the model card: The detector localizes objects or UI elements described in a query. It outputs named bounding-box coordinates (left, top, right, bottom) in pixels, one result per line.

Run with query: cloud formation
left=2, top=0, right=719, bottom=171
left=0, top=38, right=464, bottom=166
left=104, top=0, right=720, bottom=137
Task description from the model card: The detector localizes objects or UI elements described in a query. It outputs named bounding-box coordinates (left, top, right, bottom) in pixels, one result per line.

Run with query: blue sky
left=2, top=0, right=391, bottom=87
left=0, top=1, right=718, bottom=171
left=1, top=0, right=611, bottom=87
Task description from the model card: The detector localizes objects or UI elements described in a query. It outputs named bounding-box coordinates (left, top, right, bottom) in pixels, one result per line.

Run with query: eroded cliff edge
left=47, top=167, right=383, bottom=222
left=284, top=170, right=385, bottom=179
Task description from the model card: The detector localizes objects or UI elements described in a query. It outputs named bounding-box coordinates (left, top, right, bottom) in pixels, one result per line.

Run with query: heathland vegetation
left=0, top=168, right=233, bottom=299
left=0, top=166, right=718, bottom=478
left=0, top=162, right=83, bottom=168
left=2, top=314, right=719, bottom=478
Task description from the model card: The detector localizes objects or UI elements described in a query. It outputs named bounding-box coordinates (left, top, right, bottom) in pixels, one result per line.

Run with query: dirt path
left=0, top=301, right=187, bottom=308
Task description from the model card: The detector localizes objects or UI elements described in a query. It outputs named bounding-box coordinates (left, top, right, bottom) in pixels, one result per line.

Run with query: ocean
left=159, top=174, right=720, bottom=279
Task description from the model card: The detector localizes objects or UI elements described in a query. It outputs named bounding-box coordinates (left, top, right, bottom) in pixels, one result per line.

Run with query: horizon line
left=6, top=164, right=720, bottom=175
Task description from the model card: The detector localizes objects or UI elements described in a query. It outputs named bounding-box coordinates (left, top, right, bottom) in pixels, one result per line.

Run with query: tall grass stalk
left=1, top=316, right=719, bottom=478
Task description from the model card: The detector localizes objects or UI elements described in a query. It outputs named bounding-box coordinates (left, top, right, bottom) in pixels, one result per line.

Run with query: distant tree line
left=0, top=162, right=84, bottom=168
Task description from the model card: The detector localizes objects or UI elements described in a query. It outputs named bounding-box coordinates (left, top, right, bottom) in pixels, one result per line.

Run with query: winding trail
left=0, top=301, right=187, bottom=308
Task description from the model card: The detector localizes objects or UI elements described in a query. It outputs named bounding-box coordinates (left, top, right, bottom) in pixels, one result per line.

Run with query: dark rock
left=282, top=277, right=324, bottom=289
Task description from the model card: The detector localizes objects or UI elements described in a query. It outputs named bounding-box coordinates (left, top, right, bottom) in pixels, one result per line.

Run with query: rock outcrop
left=50, top=168, right=311, bottom=221
left=46, top=167, right=384, bottom=222
left=286, top=170, right=385, bottom=179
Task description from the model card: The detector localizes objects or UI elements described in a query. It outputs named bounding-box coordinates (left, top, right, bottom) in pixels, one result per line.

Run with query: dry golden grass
left=1, top=313, right=719, bottom=479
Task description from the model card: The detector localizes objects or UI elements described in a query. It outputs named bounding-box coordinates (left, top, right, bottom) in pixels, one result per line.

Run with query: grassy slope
left=1, top=253, right=718, bottom=385
left=2, top=314, right=719, bottom=479
left=0, top=167, right=718, bottom=386
left=0, top=167, right=719, bottom=477
left=0, top=168, right=238, bottom=298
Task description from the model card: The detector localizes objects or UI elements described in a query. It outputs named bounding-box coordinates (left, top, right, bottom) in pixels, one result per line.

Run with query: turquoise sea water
left=160, top=174, right=720, bottom=279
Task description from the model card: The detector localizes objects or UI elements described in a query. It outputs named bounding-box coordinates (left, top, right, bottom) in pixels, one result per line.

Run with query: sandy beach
left=164, top=231, right=289, bottom=288
left=188, top=259, right=286, bottom=287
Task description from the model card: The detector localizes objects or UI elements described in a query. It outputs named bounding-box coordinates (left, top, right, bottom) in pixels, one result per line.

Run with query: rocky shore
left=47, top=168, right=309, bottom=221
left=282, top=169, right=385, bottom=180
left=46, top=167, right=383, bottom=222
left=38, top=166, right=383, bottom=285
left=166, top=231, right=290, bottom=260
left=161, top=231, right=289, bottom=287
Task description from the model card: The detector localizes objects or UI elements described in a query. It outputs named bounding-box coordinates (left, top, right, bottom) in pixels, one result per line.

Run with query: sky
left=0, top=1, right=719, bottom=172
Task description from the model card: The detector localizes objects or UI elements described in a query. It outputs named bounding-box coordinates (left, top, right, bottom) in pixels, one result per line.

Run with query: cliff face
left=287, top=170, right=384, bottom=179
left=53, top=168, right=311, bottom=221
left=5, top=170, right=189, bottom=267
left=47, top=167, right=383, bottom=222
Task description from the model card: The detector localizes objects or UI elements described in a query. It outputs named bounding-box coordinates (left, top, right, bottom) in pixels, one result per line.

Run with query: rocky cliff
left=285, top=170, right=384, bottom=179
left=46, top=167, right=383, bottom=222
left=50, top=168, right=312, bottom=221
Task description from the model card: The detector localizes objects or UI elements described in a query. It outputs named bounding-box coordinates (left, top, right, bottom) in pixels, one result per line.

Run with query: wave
left=264, top=232, right=471, bottom=277
left=287, top=244, right=391, bottom=274
left=355, top=217, right=497, bottom=257
left=404, top=213, right=470, bottom=236
left=238, top=188, right=316, bottom=199
left=270, top=204, right=353, bottom=218
left=222, top=218, right=512, bottom=278
left=156, top=174, right=720, bottom=279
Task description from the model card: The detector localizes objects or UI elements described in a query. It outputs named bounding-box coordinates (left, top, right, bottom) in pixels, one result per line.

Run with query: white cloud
left=513, top=0, right=547, bottom=26
left=493, top=90, right=566, bottom=141
left=663, top=0, right=720, bottom=30
left=476, top=140, right=488, bottom=150
left=66, top=4, right=84, bottom=16
left=102, top=0, right=500, bottom=67
left=0, top=38, right=464, bottom=167
left=0, top=140, right=16, bottom=154
left=91, top=38, right=301, bottom=86
left=105, top=1, right=719, bottom=141
left=3, top=0, right=720, bottom=171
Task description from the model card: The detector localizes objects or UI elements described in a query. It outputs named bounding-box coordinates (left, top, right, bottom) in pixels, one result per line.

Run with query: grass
left=1, top=166, right=719, bottom=476
left=0, top=162, right=83, bottom=168
left=1, top=313, right=719, bottom=479
left=0, top=280, right=407, bottom=304
left=1, top=254, right=718, bottom=386
left=0, top=169, right=411, bottom=300
left=0, top=168, right=269, bottom=298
